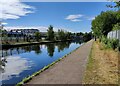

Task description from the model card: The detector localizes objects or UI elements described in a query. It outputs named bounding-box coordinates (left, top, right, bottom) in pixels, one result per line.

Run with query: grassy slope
left=83, top=41, right=119, bottom=84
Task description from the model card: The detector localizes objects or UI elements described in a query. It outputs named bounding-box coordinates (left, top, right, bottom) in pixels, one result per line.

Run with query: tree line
left=0, top=24, right=93, bottom=44
left=91, top=1, right=120, bottom=50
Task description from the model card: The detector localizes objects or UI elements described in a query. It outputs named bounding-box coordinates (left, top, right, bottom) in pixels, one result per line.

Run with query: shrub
left=101, top=36, right=108, bottom=45
left=110, top=39, right=119, bottom=50
left=101, top=36, right=119, bottom=50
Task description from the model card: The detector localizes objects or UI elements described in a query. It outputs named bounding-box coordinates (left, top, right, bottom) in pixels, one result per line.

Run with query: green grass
left=82, top=42, right=95, bottom=84
left=86, top=46, right=94, bottom=70
left=16, top=45, right=81, bottom=86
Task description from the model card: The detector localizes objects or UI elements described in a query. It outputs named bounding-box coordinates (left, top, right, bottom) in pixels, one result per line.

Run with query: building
left=7, top=29, right=39, bottom=37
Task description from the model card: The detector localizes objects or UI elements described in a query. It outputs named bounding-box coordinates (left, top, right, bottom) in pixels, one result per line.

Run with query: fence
left=107, top=30, right=120, bottom=43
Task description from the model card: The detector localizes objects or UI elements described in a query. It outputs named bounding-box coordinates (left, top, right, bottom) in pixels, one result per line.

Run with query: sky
left=0, top=0, right=115, bottom=32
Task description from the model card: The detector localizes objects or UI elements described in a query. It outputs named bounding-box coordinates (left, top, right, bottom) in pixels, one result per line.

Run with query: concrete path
left=27, top=40, right=93, bottom=84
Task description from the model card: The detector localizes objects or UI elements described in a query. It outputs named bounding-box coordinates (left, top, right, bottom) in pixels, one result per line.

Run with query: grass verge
left=83, top=40, right=119, bottom=84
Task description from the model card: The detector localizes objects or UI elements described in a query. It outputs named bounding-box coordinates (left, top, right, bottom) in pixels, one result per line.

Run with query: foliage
left=83, top=32, right=93, bottom=42
left=112, top=23, right=120, bottom=30
left=47, top=25, right=55, bottom=41
left=66, top=32, right=72, bottom=40
left=107, top=1, right=120, bottom=10
left=56, top=29, right=72, bottom=41
left=35, top=32, right=41, bottom=42
left=76, top=32, right=84, bottom=36
left=0, top=29, right=7, bottom=37
left=57, top=29, right=67, bottom=41
left=101, top=36, right=119, bottom=50
left=92, top=11, right=118, bottom=37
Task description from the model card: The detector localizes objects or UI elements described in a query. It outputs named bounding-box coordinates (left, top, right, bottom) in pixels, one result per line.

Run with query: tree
left=112, top=23, right=120, bottom=30
left=57, top=29, right=66, bottom=41
left=35, top=32, right=41, bottom=42
left=47, top=25, right=55, bottom=41
left=83, top=32, right=93, bottom=42
left=107, top=1, right=120, bottom=10
left=65, top=32, right=72, bottom=40
left=76, top=32, right=84, bottom=36
left=91, top=11, right=118, bottom=38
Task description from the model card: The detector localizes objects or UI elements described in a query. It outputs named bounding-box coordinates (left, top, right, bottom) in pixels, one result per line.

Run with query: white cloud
left=71, top=19, right=82, bottom=22
left=65, top=14, right=83, bottom=22
left=5, top=26, right=48, bottom=32
left=86, top=17, right=95, bottom=20
left=4, top=26, right=74, bottom=32
left=0, top=0, right=35, bottom=20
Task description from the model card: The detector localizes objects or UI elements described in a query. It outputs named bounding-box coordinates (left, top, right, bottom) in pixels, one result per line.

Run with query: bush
left=101, top=36, right=108, bottom=44
left=110, top=39, right=119, bottom=50
left=101, top=36, right=119, bottom=50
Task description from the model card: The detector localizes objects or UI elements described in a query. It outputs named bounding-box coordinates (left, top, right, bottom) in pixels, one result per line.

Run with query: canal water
left=0, top=41, right=82, bottom=85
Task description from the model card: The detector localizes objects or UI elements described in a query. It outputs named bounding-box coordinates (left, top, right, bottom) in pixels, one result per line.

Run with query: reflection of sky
left=0, top=56, right=33, bottom=81
left=0, top=43, right=80, bottom=84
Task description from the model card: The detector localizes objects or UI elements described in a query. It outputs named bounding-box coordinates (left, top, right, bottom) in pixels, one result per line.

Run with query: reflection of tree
left=56, top=42, right=71, bottom=52
left=2, top=44, right=43, bottom=57
left=46, top=43, right=55, bottom=57
left=75, top=40, right=84, bottom=44
left=32, top=45, right=42, bottom=55
left=23, top=46, right=32, bottom=52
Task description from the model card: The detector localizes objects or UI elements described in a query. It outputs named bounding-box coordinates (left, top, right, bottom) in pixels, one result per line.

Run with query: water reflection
left=0, top=45, right=42, bottom=57
left=56, top=42, right=71, bottom=52
left=0, top=56, right=31, bottom=81
left=46, top=43, right=55, bottom=57
left=0, top=41, right=81, bottom=85
left=32, top=45, right=42, bottom=55
left=1, top=42, right=74, bottom=58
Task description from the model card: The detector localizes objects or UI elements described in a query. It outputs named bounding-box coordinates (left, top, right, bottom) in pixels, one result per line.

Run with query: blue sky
left=3, top=2, right=114, bottom=32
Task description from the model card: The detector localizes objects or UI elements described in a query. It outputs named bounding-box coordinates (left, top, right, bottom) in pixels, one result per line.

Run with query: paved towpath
left=27, top=40, right=93, bottom=84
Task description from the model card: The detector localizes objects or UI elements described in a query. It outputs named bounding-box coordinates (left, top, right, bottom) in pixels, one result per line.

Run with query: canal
left=0, top=41, right=82, bottom=85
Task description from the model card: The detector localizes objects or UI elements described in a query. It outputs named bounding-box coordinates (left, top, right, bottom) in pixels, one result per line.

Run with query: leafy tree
left=107, top=1, right=120, bottom=10
left=92, top=11, right=118, bottom=38
left=112, top=23, right=120, bottom=30
left=57, top=29, right=72, bottom=41
left=75, top=32, right=84, bottom=37
left=57, top=29, right=66, bottom=41
left=35, top=32, right=41, bottom=42
left=83, top=32, right=92, bottom=42
left=66, top=32, right=72, bottom=39
left=47, top=25, right=55, bottom=41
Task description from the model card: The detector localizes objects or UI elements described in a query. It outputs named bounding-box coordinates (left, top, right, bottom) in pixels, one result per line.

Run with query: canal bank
left=18, top=40, right=93, bottom=85
left=1, top=40, right=72, bottom=49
